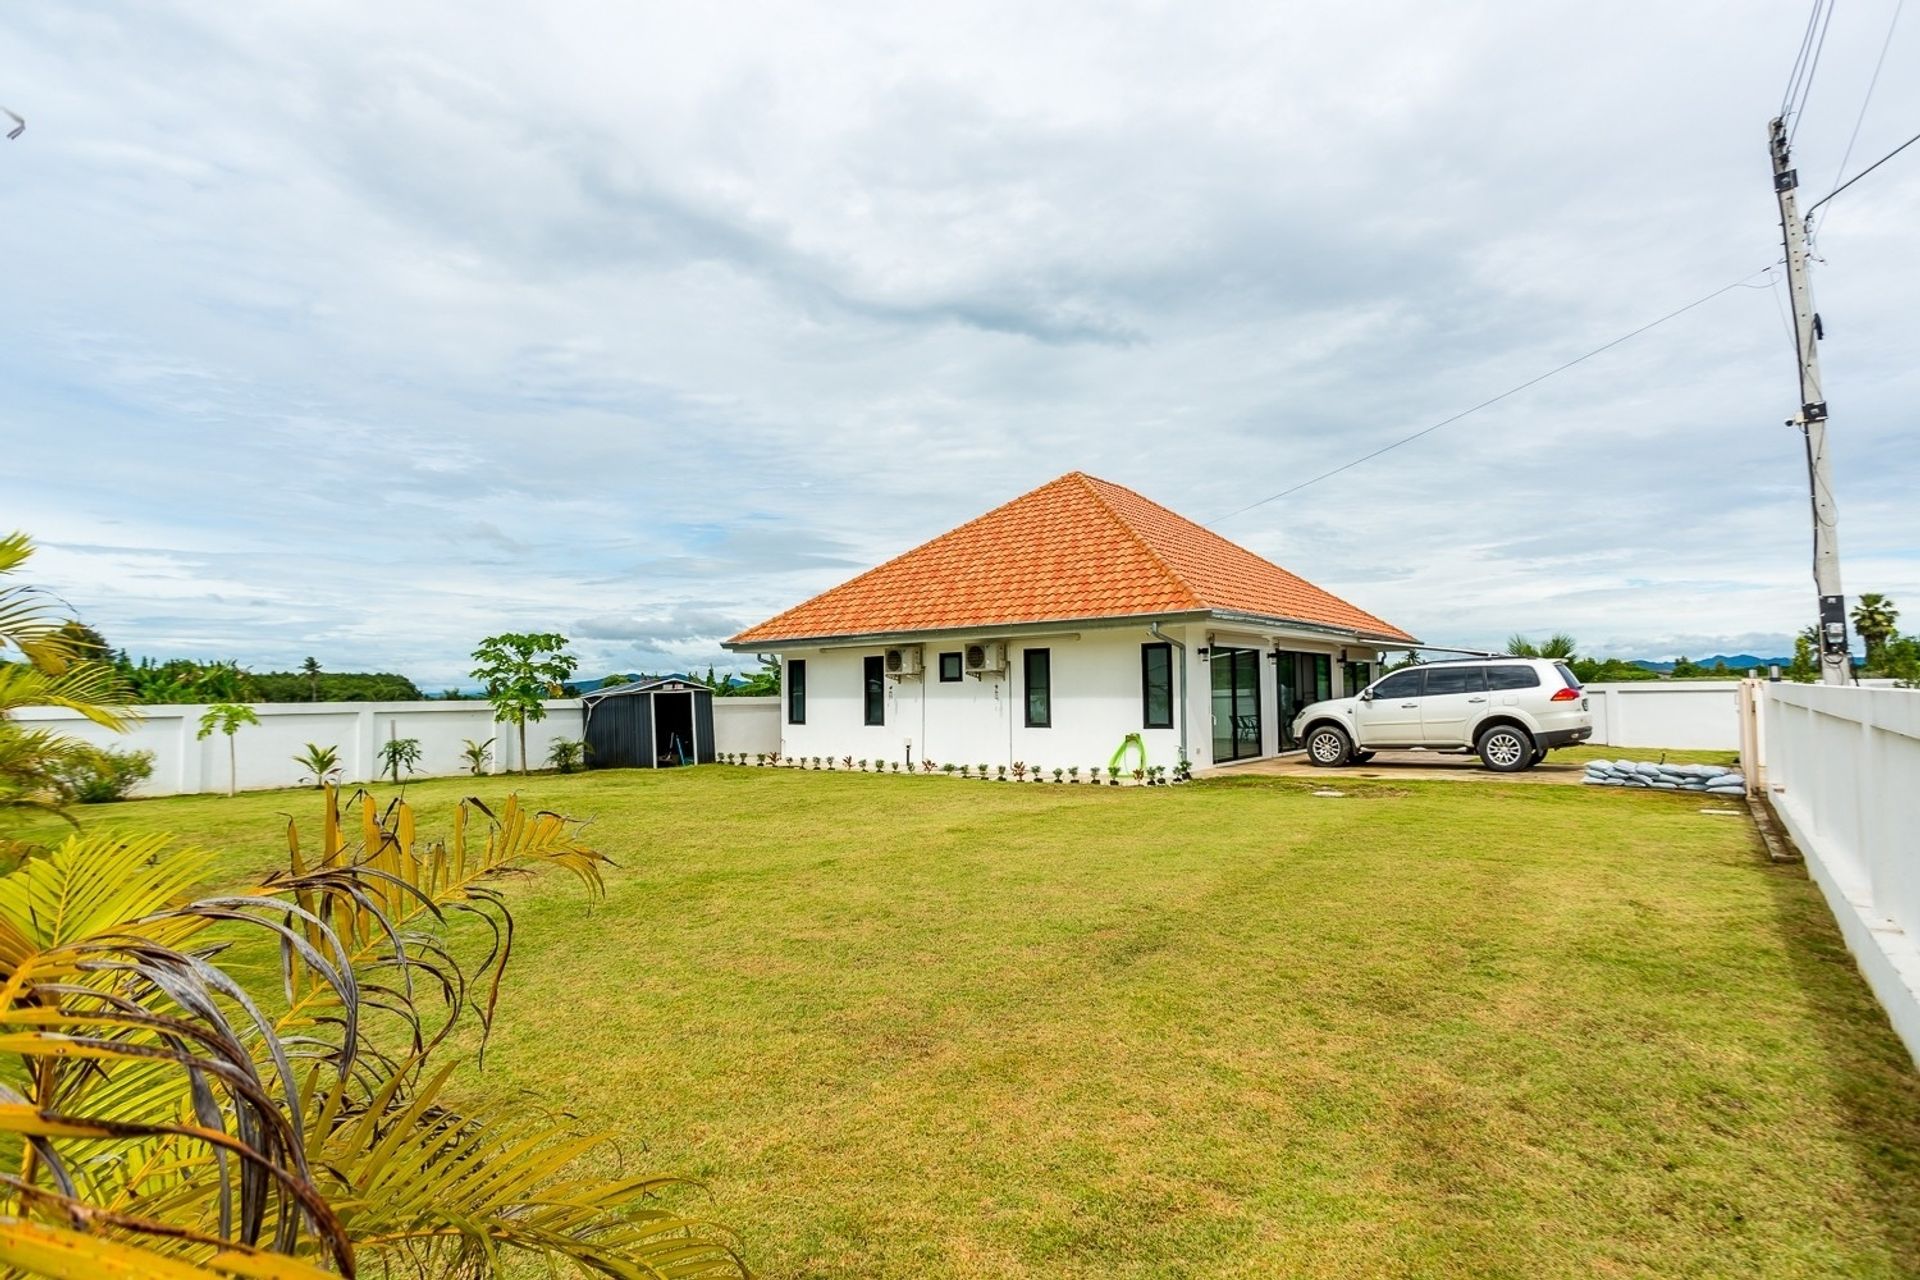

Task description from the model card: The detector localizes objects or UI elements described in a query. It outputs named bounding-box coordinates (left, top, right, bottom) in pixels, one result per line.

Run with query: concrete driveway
left=1209, top=749, right=1589, bottom=784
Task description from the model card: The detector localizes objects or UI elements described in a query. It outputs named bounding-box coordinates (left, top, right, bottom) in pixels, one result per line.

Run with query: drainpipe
left=1148, top=621, right=1188, bottom=768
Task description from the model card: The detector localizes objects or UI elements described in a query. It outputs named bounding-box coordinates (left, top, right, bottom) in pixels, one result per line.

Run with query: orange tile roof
left=727, top=472, right=1417, bottom=646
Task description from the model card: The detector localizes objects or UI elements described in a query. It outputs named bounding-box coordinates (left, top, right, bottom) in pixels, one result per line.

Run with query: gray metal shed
left=581, top=677, right=715, bottom=769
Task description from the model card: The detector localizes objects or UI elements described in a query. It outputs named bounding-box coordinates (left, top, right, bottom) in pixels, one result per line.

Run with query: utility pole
left=1769, top=117, right=1851, bottom=686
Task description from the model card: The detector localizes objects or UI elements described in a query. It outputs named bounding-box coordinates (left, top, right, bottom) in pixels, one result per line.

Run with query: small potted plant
left=811, top=756, right=822, bottom=771
left=1107, top=764, right=1121, bottom=786
left=1173, top=754, right=1191, bottom=783
left=924, top=759, right=939, bottom=774
left=1132, top=766, right=1146, bottom=786
left=1068, top=766, right=1080, bottom=784
left=891, top=760, right=901, bottom=773
left=994, top=765, right=1006, bottom=782
left=959, top=763, right=970, bottom=778
left=857, top=758, right=868, bottom=772
left=1011, top=761, right=1027, bottom=782
left=1052, top=767, right=1064, bottom=783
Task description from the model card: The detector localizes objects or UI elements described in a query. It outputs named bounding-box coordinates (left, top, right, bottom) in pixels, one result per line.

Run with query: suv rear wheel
left=1306, top=725, right=1352, bottom=767
left=1476, top=724, right=1534, bottom=773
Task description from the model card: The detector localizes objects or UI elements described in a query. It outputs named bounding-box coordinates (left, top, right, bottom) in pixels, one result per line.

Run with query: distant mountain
left=1629, top=654, right=1788, bottom=673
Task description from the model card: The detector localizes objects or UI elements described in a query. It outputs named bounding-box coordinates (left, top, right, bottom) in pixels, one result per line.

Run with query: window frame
left=938, top=651, right=963, bottom=683
left=1024, top=647, right=1052, bottom=729
left=1422, top=664, right=1488, bottom=696
left=787, top=659, right=807, bottom=725
left=863, top=655, right=885, bottom=726
left=1141, top=642, right=1173, bottom=729
left=1370, top=668, right=1426, bottom=700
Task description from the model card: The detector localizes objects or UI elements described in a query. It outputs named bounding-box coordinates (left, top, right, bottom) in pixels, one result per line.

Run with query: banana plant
left=0, top=788, right=747, bottom=1278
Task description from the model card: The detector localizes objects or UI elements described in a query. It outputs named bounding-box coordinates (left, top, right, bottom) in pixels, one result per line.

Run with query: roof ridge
left=1072, top=473, right=1204, bottom=611
left=728, top=475, right=1088, bottom=644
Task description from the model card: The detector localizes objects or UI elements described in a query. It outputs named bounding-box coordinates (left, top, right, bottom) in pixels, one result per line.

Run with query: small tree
left=471, top=632, right=578, bottom=774
left=196, top=703, right=258, bottom=797
left=378, top=736, right=423, bottom=784
left=294, top=742, right=341, bottom=789
left=461, top=737, right=494, bottom=775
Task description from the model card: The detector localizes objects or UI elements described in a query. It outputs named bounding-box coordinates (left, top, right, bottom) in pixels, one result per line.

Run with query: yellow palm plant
left=0, top=788, right=747, bottom=1278
left=0, top=532, right=130, bottom=729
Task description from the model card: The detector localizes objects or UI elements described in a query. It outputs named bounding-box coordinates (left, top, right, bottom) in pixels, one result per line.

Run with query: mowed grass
left=42, top=767, right=1920, bottom=1278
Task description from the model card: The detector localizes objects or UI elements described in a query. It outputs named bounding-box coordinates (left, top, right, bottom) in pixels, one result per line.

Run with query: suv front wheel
left=1306, top=725, right=1352, bottom=768
left=1476, top=724, right=1534, bottom=773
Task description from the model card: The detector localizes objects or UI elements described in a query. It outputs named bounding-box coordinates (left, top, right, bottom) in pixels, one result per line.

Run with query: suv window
left=1486, top=665, right=1540, bottom=690
left=1423, top=665, right=1487, bottom=695
left=1554, top=662, right=1583, bottom=690
left=1370, top=669, right=1424, bottom=699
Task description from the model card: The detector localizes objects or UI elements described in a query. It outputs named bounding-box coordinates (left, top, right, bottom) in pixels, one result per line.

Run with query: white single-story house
left=723, top=472, right=1419, bottom=773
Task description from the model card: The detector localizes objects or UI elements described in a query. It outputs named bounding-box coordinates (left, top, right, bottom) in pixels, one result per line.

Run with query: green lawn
left=37, top=768, right=1920, bottom=1278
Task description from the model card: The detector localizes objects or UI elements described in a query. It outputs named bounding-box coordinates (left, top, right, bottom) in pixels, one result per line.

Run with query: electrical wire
left=1790, top=0, right=1838, bottom=142
left=1780, top=0, right=1834, bottom=128
left=1818, top=0, right=1907, bottom=237
left=1804, top=126, right=1920, bottom=219
left=1206, top=266, right=1778, bottom=527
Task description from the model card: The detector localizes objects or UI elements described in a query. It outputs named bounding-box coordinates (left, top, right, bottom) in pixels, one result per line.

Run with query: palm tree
left=0, top=788, right=746, bottom=1277
left=1851, top=593, right=1899, bottom=670
left=0, top=531, right=130, bottom=728
left=0, top=533, right=132, bottom=834
left=1507, top=633, right=1577, bottom=660
left=301, top=655, right=322, bottom=701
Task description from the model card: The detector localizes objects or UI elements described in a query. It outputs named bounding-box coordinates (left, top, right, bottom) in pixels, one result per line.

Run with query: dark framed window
left=1487, top=665, right=1541, bottom=690
left=787, top=659, right=807, bottom=724
left=1141, top=642, right=1173, bottom=728
left=1423, top=665, right=1488, bottom=695
left=863, top=655, right=885, bottom=726
left=1024, top=648, right=1051, bottom=728
left=1371, top=668, right=1425, bottom=700
left=938, top=651, right=963, bottom=682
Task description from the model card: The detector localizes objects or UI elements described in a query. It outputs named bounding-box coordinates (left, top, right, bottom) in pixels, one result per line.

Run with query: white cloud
left=2, top=0, right=1916, bottom=683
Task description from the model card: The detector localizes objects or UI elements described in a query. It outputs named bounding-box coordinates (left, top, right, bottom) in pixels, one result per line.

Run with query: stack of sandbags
left=1582, top=759, right=1746, bottom=796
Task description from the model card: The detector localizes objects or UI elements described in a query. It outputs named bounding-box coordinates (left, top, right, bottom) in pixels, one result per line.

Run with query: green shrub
left=50, top=745, right=154, bottom=804
left=547, top=739, right=587, bottom=773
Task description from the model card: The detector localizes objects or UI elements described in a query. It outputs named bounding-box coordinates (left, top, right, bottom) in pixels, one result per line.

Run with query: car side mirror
left=1358, top=689, right=1374, bottom=702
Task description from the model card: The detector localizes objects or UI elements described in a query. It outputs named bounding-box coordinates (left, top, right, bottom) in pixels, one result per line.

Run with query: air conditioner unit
left=963, top=641, right=1008, bottom=676
left=883, top=644, right=924, bottom=678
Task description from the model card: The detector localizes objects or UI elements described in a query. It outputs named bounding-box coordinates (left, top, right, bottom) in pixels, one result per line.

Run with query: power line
left=1206, top=267, right=1777, bottom=527
left=1819, top=0, right=1907, bottom=237
left=1781, top=0, right=1835, bottom=129
left=1790, top=0, right=1838, bottom=142
left=1805, top=126, right=1920, bottom=220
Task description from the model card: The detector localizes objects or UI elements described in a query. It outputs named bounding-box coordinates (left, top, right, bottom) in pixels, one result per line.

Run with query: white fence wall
left=12, top=697, right=784, bottom=797
left=1584, top=682, right=1743, bottom=750
left=1763, top=683, right=1920, bottom=1064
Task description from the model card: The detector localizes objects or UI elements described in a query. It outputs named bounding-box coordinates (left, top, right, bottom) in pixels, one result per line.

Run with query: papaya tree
left=471, top=632, right=577, bottom=774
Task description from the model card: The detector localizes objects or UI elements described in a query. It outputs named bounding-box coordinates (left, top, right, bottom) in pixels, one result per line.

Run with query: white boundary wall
left=11, top=697, right=782, bottom=797
left=1763, top=683, right=1920, bottom=1065
left=1583, top=682, right=1743, bottom=750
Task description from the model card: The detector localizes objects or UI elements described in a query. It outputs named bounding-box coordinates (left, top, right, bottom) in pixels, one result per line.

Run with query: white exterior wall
left=1762, top=683, right=1920, bottom=1065
left=775, top=622, right=1360, bottom=772
left=11, top=697, right=783, bottom=796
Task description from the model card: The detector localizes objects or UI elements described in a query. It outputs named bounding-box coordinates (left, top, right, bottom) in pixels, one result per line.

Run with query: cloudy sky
left=5, top=2, right=1916, bottom=685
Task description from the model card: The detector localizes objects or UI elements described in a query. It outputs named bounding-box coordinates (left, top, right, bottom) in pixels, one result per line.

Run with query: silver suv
left=1292, top=658, right=1593, bottom=773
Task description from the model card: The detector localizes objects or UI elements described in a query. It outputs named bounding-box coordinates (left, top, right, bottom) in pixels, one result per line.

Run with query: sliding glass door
left=1275, top=651, right=1333, bottom=751
left=1210, top=648, right=1263, bottom=761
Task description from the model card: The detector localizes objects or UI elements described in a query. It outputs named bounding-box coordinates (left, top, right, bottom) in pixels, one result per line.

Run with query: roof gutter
left=1147, top=620, right=1188, bottom=769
